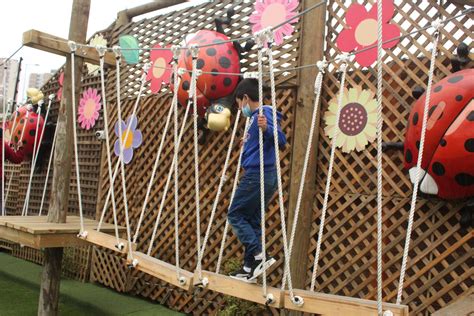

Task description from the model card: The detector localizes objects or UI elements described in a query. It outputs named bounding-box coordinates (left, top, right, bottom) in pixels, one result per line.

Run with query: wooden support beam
left=283, top=290, right=409, bottom=316
left=39, top=1, right=91, bottom=315
left=23, top=30, right=115, bottom=66
left=81, top=229, right=136, bottom=255
left=196, top=270, right=284, bottom=308
left=129, top=251, right=194, bottom=291
left=287, top=0, right=327, bottom=311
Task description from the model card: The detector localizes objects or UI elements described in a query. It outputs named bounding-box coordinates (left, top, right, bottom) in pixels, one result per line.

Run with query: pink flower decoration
left=146, top=44, right=173, bottom=93
left=336, top=0, right=400, bottom=67
left=78, top=88, right=101, bottom=130
left=249, top=0, right=299, bottom=46
left=57, top=71, right=64, bottom=101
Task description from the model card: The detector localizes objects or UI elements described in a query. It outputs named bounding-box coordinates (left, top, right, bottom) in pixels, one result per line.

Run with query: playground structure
left=0, top=0, right=472, bottom=315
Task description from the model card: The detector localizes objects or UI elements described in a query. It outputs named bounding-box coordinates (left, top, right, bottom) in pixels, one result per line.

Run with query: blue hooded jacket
left=242, top=106, right=287, bottom=172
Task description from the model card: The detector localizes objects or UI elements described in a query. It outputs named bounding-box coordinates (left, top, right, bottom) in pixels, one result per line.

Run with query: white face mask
left=242, top=103, right=253, bottom=117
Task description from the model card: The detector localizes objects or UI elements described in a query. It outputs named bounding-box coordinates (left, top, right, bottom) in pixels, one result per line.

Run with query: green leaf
left=119, top=35, right=140, bottom=64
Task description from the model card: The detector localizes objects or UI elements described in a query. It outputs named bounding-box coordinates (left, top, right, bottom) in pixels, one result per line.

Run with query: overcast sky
left=0, top=0, right=158, bottom=73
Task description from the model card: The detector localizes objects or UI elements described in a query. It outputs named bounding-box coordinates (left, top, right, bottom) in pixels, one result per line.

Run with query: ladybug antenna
left=215, top=7, right=235, bottom=34
left=450, top=42, right=471, bottom=72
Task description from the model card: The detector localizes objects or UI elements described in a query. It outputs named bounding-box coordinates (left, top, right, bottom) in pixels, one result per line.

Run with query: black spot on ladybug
left=20, top=119, right=24, bottom=124
left=432, top=162, right=445, bottom=176
left=227, top=49, right=232, bottom=55
left=412, top=112, right=419, bottom=126
left=14, top=136, right=18, bottom=143
left=219, top=56, right=231, bottom=69
left=455, top=173, right=474, bottom=187
left=440, top=138, right=447, bottom=147
left=29, top=119, right=34, bottom=123
left=455, top=95, right=463, bottom=101
left=434, top=85, right=442, bottom=93
left=416, top=141, right=420, bottom=150
left=197, top=59, right=205, bottom=69
left=29, top=129, right=36, bottom=137
left=17, top=130, right=21, bottom=135
left=428, top=105, right=437, bottom=117
left=223, top=77, right=232, bottom=87
left=465, top=139, right=474, bottom=153
left=182, top=81, right=190, bottom=91
left=467, top=111, right=474, bottom=122
left=211, top=85, right=217, bottom=91
left=405, top=149, right=413, bottom=164
left=206, top=48, right=217, bottom=56
left=211, top=68, right=219, bottom=76
left=22, top=140, right=27, bottom=145
left=447, top=75, right=463, bottom=84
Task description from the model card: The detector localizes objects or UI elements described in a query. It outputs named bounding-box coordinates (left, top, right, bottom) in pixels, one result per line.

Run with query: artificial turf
left=0, top=252, right=184, bottom=316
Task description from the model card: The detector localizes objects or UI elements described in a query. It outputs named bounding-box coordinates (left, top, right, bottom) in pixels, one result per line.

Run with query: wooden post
left=286, top=0, right=327, bottom=311
left=38, top=0, right=90, bottom=315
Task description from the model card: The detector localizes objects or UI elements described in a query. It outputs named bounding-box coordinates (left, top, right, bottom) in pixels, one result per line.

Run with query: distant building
left=0, top=58, right=20, bottom=111
left=28, top=72, right=53, bottom=90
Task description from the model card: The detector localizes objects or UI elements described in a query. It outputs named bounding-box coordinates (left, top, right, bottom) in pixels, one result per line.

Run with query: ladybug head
left=205, top=95, right=234, bottom=132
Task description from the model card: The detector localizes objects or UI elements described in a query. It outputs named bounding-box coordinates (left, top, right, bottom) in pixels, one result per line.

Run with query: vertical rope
left=189, top=45, right=204, bottom=279
left=95, top=48, right=121, bottom=246
left=23, top=96, right=53, bottom=216
left=198, top=110, right=241, bottom=272
left=263, top=31, right=296, bottom=302
left=215, top=118, right=249, bottom=274
left=147, top=104, right=190, bottom=256
left=39, top=121, right=58, bottom=216
left=282, top=61, right=326, bottom=294
left=68, top=41, right=85, bottom=233
left=376, top=1, right=384, bottom=314
left=2, top=62, right=7, bottom=215
left=255, top=32, right=268, bottom=298
left=133, top=47, right=181, bottom=244
left=310, top=56, right=349, bottom=291
left=396, top=21, right=441, bottom=305
left=4, top=105, right=21, bottom=210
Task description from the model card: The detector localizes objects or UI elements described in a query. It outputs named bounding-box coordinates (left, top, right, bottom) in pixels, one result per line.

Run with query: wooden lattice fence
left=2, top=0, right=472, bottom=315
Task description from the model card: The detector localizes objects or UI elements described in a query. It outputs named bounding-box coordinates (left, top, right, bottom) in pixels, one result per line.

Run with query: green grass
left=0, top=252, right=184, bottom=316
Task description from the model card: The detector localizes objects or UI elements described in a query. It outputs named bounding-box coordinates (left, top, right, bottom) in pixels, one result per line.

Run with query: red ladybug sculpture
left=404, top=68, right=474, bottom=200
left=7, top=105, right=45, bottom=159
left=175, top=29, right=241, bottom=117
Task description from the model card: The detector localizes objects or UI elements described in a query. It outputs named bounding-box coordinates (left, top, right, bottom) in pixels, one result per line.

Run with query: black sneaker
left=248, top=255, right=276, bottom=281
left=229, top=267, right=257, bottom=283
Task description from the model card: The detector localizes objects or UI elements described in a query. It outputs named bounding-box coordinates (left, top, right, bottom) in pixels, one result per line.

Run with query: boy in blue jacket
left=228, top=79, right=286, bottom=283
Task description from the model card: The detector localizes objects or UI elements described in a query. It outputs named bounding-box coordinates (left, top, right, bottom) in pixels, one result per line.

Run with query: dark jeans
left=228, top=169, right=277, bottom=267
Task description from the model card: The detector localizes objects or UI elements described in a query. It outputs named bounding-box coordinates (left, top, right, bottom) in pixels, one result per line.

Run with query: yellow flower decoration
left=324, top=86, right=377, bottom=153
left=86, top=34, right=107, bottom=75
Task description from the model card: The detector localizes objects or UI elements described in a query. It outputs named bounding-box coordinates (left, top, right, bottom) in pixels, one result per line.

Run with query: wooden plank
left=196, top=270, right=284, bottom=308
left=129, top=251, right=194, bottom=292
left=23, top=30, right=115, bottom=66
left=283, top=289, right=409, bottom=316
left=81, top=229, right=136, bottom=255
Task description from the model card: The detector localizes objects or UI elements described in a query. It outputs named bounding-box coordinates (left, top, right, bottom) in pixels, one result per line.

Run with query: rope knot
left=95, top=45, right=107, bottom=57
left=243, top=72, right=259, bottom=79
left=68, top=41, right=78, bottom=53
left=142, top=63, right=151, bottom=75
left=316, top=59, right=328, bottom=72
left=48, top=94, right=55, bottom=101
left=171, top=45, right=181, bottom=60
left=112, top=45, right=122, bottom=58
left=36, top=100, right=44, bottom=110
left=254, top=29, right=270, bottom=48
left=432, top=19, right=443, bottom=31
left=189, top=44, right=199, bottom=59
left=178, top=68, right=187, bottom=76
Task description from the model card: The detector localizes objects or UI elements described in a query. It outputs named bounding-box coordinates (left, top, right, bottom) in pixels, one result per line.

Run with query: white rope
left=133, top=47, right=181, bottom=244
left=215, top=118, right=249, bottom=274
left=2, top=62, right=7, bottom=215
left=396, top=21, right=441, bottom=305
left=198, top=110, right=241, bottom=273
left=256, top=32, right=269, bottom=299
left=111, top=46, right=149, bottom=258
left=310, top=56, right=349, bottom=291
left=282, top=60, right=326, bottom=297
left=263, top=33, right=297, bottom=303
left=23, top=96, right=53, bottom=216
left=4, top=105, right=21, bottom=211
left=39, top=120, right=59, bottom=216
left=18, top=110, right=30, bottom=155
left=147, top=104, right=190, bottom=256
left=68, top=41, right=85, bottom=233
left=376, top=2, right=384, bottom=314
left=189, top=45, right=204, bottom=279
left=95, top=47, right=121, bottom=248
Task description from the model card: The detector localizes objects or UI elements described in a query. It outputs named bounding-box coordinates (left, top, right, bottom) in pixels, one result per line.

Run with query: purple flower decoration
left=114, top=115, right=143, bottom=164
